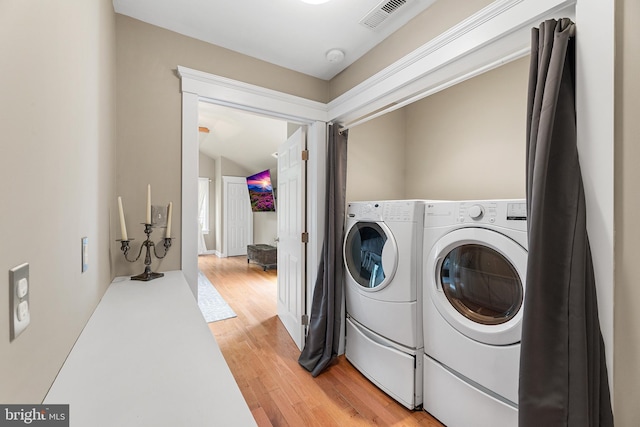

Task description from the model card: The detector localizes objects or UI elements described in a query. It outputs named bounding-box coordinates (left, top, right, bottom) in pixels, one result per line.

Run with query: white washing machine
left=422, top=200, right=527, bottom=427
left=344, top=200, right=425, bottom=410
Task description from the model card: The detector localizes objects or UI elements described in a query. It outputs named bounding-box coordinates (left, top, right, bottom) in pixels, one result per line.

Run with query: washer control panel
left=346, top=201, right=422, bottom=222
left=383, top=202, right=420, bottom=221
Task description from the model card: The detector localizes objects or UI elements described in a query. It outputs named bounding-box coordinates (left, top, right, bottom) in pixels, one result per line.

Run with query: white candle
left=166, top=202, right=173, bottom=238
left=117, top=196, right=128, bottom=241
left=146, top=184, right=152, bottom=224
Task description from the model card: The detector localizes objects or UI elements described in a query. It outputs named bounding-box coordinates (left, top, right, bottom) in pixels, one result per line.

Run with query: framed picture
left=246, top=169, right=276, bottom=212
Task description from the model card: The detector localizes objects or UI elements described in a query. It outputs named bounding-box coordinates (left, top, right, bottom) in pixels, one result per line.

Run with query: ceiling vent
left=359, top=0, right=413, bottom=30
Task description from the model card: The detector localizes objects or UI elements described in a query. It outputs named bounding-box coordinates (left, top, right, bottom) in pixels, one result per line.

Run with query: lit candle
left=117, top=196, right=128, bottom=241
left=166, top=202, right=173, bottom=238
left=146, top=184, right=151, bottom=224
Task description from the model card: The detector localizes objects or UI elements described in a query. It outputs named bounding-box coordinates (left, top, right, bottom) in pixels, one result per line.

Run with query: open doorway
left=196, top=101, right=299, bottom=332
left=197, top=101, right=289, bottom=258
left=179, top=69, right=328, bottom=351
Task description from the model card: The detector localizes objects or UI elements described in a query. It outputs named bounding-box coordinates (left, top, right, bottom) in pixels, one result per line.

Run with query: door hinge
left=302, top=314, right=309, bottom=326
left=301, top=149, right=309, bottom=161
left=301, top=232, right=309, bottom=243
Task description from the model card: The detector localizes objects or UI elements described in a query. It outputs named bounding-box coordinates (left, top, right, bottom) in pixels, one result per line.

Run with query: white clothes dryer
left=422, top=200, right=527, bottom=427
left=344, top=200, right=426, bottom=410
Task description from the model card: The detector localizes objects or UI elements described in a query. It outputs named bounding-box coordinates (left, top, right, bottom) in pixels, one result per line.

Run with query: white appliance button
left=468, top=204, right=484, bottom=219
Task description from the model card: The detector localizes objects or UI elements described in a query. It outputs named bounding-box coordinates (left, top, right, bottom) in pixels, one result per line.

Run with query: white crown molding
left=328, top=0, right=576, bottom=127
left=329, top=0, right=526, bottom=105
left=177, top=66, right=329, bottom=123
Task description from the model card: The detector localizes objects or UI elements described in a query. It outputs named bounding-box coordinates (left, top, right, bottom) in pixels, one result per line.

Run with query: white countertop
left=44, top=270, right=256, bottom=427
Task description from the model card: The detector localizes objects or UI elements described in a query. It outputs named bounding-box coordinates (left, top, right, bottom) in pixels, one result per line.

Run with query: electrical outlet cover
left=9, top=263, right=30, bottom=341
left=17, top=278, right=28, bottom=298
left=17, top=301, right=29, bottom=322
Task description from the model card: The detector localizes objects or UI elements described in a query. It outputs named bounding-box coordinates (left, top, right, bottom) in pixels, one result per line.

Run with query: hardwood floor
left=199, top=255, right=444, bottom=427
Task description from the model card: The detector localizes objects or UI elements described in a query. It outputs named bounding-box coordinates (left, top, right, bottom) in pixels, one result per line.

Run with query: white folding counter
left=44, top=270, right=256, bottom=427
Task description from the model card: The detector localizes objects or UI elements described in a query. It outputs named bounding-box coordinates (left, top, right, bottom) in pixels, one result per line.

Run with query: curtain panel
left=298, top=124, right=348, bottom=377
left=519, top=18, right=614, bottom=427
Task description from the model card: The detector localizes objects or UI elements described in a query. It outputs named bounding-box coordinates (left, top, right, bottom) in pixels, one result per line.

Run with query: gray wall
left=346, top=109, right=406, bottom=202
left=252, top=211, right=278, bottom=247
left=404, top=56, right=528, bottom=200
left=0, top=0, right=116, bottom=402
left=346, top=57, right=527, bottom=203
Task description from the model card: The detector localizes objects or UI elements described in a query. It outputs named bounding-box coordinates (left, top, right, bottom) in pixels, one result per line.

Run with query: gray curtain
left=298, top=124, right=348, bottom=376
left=519, top=19, right=614, bottom=426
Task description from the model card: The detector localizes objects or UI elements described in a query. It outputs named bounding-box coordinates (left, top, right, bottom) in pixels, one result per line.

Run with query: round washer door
left=344, top=220, right=398, bottom=291
left=426, top=227, right=527, bottom=345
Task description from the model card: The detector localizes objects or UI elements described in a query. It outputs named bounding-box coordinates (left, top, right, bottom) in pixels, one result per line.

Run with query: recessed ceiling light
left=300, top=0, right=331, bottom=4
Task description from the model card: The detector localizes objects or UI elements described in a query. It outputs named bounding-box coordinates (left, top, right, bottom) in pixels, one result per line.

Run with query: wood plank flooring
left=199, top=254, right=444, bottom=427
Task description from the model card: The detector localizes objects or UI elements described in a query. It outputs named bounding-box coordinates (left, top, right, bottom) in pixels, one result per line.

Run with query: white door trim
left=181, top=91, right=199, bottom=295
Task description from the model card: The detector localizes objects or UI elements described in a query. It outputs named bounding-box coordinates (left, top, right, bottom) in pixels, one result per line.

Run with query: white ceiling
left=113, top=0, right=436, bottom=80
left=198, top=103, right=288, bottom=179
left=113, top=0, right=437, bottom=178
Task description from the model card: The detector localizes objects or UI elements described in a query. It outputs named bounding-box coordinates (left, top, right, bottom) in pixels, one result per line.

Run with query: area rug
left=197, top=270, right=237, bottom=323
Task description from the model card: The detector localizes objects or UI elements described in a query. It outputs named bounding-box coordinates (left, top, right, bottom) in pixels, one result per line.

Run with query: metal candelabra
left=118, top=223, right=172, bottom=281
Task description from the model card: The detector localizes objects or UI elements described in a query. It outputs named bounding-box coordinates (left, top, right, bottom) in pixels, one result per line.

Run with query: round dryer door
left=344, top=221, right=398, bottom=291
left=427, top=227, right=527, bottom=345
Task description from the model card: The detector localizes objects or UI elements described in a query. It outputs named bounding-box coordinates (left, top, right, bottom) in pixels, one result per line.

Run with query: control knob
left=468, top=204, right=484, bottom=219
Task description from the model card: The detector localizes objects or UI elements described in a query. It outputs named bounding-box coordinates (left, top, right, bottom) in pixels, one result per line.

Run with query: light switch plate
left=81, top=237, right=88, bottom=273
left=9, top=263, right=30, bottom=341
left=151, top=205, right=168, bottom=227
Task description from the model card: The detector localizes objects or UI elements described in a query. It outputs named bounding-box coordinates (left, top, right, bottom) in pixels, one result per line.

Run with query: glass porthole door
left=440, top=244, right=522, bottom=326
left=344, top=221, right=396, bottom=291
left=427, top=228, right=527, bottom=345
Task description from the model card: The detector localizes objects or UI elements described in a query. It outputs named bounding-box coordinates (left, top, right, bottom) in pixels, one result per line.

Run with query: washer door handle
left=381, top=242, right=395, bottom=282
left=434, top=257, right=443, bottom=291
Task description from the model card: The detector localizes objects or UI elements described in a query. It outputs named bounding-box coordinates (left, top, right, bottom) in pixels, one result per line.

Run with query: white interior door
left=223, top=176, right=253, bottom=257
left=277, top=128, right=306, bottom=350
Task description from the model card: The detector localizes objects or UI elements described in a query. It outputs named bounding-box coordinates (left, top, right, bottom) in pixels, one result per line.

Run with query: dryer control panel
left=458, top=202, right=497, bottom=223
left=456, top=200, right=527, bottom=230
left=424, top=200, right=527, bottom=231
